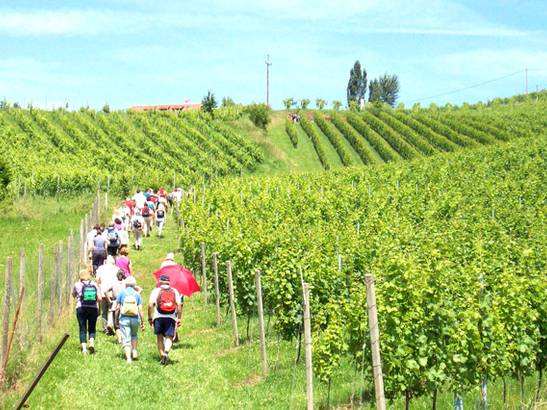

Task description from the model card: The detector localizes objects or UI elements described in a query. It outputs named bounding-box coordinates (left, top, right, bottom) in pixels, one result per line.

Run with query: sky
left=0, top=0, right=546, bottom=110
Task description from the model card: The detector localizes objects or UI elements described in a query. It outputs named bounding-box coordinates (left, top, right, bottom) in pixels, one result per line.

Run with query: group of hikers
left=72, top=187, right=187, bottom=365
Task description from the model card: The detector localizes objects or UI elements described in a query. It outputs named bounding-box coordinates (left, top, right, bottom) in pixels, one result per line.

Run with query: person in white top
left=160, top=252, right=177, bottom=269
left=131, top=209, right=145, bottom=250
left=96, top=256, right=120, bottom=334
left=156, top=203, right=167, bottom=237
left=148, top=275, right=182, bottom=365
left=133, top=190, right=146, bottom=210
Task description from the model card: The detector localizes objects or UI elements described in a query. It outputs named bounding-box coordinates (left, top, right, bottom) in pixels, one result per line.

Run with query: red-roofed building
left=130, top=102, right=202, bottom=112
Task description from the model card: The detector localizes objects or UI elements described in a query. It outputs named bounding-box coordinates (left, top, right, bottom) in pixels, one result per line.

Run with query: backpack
left=107, top=228, right=119, bottom=247
left=156, top=209, right=165, bottom=219
left=81, top=281, right=97, bottom=307
left=121, top=292, right=139, bottom=317
left=132, top=219, right=142, bottom=229
left=156, top=288, right=177, bottom=314
left=142, top=206, right=150, bottom=217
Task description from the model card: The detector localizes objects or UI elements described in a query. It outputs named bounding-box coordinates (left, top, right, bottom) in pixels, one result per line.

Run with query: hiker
left=156, top=203, right=167, bottom=237
left=106, top=224, right=120, bottom=256
left=114, top=276, right=145, bottom=363
left=133, top=189, right=146, bottom=210
left=72, top=269, right=101, bottom=354
left=118, top=225, right=129, bottom=249
left=160, top=252, right=177, bottom=269
left=148, top=275, right=182, bottom=365
left=141, top=200, right=153, bottom=237
left=131, top=209, right=144, bottom=250
left=116, top=247, right=134, bottom=277
left=96, top=255, right=119, bottom=334
left=90, top=227, right=107, bottom=275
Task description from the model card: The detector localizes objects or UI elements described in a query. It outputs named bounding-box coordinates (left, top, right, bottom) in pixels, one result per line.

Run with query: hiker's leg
left=164, top=336, right=173, bottom=354
left=156, top=335, right=165, bottom=356
left=120, top=317, right=132, bottom=361
left=76, top=308, right=87, bottom=344
left=88, top=308, right=98, bottom=342
left=100, top=299, right=109, bottom=332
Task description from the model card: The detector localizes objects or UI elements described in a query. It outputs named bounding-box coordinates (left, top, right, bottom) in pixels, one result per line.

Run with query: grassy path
left=2, top=219, right=319, bottom=410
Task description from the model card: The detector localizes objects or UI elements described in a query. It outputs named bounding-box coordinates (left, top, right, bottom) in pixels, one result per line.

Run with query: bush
left=245, top=103, right=271, bottom=130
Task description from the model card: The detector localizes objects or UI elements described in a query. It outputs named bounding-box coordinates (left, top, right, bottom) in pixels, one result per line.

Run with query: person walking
left=90, top=227, right=107, bottom=276
left=72, top=269, right=101, bottom=354
left=131, top=209, right=144, bottom=250
left=116, top=247, right=134, bottom=277
left=141, top=201, right=152, bottom=237
left=96, top=255, right=119, bottom=334
left=156, top=204, right=167, bottom=237
left=106, top=224, right=120, bottom=257
left=114, top=276, right=145, bottom=363
left=148, top=275, right=182, bottom=365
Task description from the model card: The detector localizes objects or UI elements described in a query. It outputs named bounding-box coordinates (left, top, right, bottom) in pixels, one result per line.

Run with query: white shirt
left=149, top=286, right=182, bottom=320
left=160, top=260, right=177, bottom=269
left=96, top=264, right=119, bottom=297
left=133, top=192, right=146, bottom=209
left=118, top=229, right=129, bottom=245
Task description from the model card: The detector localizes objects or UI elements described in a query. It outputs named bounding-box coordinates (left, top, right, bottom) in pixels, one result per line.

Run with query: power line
left=405, top=69, right=525, bottom=104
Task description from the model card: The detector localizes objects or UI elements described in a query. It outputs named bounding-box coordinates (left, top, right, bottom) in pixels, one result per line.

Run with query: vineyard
left=178, top=135, right=546, bottom=405
left=282, top=95, right=546, bottom=171
left=0, top=108, right=263, bottom=196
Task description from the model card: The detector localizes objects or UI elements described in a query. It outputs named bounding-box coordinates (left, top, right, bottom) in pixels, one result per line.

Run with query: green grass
left=238, top=112, right=324, bottom=174
left=0, top=195, right=93, bottom=302
left=1, top=216, right=544, bottom=410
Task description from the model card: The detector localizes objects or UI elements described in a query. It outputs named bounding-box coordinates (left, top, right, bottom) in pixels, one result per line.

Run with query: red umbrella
left=152, top=265, right=200, bottom=297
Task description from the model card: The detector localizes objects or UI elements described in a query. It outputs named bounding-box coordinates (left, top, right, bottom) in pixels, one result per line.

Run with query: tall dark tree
left=368, top=74, right=400, bottom=107
left=201, top=90, right=217, bottom=115
left=346, top=60, right=367, bottom=107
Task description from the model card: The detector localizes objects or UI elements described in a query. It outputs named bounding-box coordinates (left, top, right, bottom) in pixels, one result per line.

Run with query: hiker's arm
left=135, top=285, right=143, bottom=294
left=147, top=303, right=154, bottom=326
left=138, top=305, right=145, bottom=330
left=128, top=260, right=134, bottom=276
left=176, top=303, right=182, bottom=327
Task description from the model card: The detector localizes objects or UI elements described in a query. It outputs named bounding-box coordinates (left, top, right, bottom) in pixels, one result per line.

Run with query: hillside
left=0, top=92, right=545, bottom=198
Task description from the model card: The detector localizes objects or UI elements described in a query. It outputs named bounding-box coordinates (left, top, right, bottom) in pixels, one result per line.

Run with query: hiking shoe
left=132, top=350, right=138, bottom=360
left=160, top=354, right=169, bottom=365
left=82, top=348, right=88, bottom=355
left=88, top=345, right=95, bottom=354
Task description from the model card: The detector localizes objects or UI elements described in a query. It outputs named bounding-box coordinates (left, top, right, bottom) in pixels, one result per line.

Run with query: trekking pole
left=14, top=333, right=69, bottom=410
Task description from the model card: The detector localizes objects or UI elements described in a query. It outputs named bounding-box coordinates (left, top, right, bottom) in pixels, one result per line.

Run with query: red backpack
left=156, top=288, right=177, bottom=314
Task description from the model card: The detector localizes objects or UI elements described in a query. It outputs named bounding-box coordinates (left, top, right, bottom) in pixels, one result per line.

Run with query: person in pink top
left=116, top=247, right=134, bottom=278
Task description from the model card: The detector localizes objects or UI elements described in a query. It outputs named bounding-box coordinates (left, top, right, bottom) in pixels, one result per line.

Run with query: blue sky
left=0, top=0, right=545, bottom=109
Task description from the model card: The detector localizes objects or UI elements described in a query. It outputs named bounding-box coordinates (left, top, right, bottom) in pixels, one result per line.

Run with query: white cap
left=165, top=252, right=175, bottom=261
left=125, top=276, right=136, bottom=287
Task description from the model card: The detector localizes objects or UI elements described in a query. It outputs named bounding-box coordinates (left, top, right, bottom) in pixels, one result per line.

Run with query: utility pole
left=525, top=67, right=528, bottom=95
left=265, top=54, right=272, bottom=107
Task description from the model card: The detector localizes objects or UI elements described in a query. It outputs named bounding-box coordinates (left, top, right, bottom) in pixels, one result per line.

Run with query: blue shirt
left=116, top=287, right=142, bottom=316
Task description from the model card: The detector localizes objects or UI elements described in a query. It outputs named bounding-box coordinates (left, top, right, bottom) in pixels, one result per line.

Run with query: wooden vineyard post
left=213, top=253, right=221, bottom=326
left=255, top=270, right=268, bottom=375
left=200, top=242, right=208, bottom=304
left=66, top=235, right=72, bottom=307
left=365, top=274, right=386, bottom=410
left=57, top=241, right=63, bottom=316
left=2, top=257, right=13, bottom=368
left=302, top=282, right=313, bottom=410
left=19, top=249, right=26, bottom=307
left=226, top=261, right=239, bottom=347
left=1, top=286, right=25, bottom=384
left=104, top=192, right=108, bottom=212
left=79, top=219, right=85, bottom=268
left=83, top=215, right=89, bottom=263
left=37, top=245, right=44, bottom=341
left=48, top=249, right=56, bottom=326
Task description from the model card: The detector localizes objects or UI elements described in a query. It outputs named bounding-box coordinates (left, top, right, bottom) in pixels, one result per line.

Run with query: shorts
left=119, top=316, right=139, bottom=347
left=154, top=317, right=176, bottom=337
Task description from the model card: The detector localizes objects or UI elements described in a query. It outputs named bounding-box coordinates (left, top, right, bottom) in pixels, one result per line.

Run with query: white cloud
left=0, top=1, right=539, bottom=37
